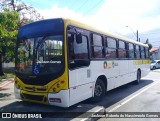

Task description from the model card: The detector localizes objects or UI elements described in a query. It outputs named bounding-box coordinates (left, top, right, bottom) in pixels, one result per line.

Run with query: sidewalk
left=152, top=69, right=160, bottom=73
left=0, top=78, right=14, bottom=89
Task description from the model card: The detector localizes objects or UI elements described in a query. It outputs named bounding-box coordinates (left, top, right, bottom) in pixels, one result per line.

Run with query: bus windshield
left=16, top=35, right=64, bottom=76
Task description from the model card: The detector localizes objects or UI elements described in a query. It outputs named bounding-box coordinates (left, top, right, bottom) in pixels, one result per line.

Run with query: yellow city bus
left=14, top=18, right=150, bottom=107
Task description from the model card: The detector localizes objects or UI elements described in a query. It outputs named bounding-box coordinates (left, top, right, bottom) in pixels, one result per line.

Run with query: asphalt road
left=0, top=71, right=160, bottom=121
left=98, top=71, right=160, bottom=121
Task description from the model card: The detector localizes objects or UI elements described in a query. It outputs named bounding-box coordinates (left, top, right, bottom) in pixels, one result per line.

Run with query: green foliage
left=0, top=9, right=19, bottom=60
left=0, top=0, right=42, bottom=62
left=0, top=73, right=14, bottom=81
left=145, top=38, right=152, bottom=50
left=148, top=43, right=152, bottom=50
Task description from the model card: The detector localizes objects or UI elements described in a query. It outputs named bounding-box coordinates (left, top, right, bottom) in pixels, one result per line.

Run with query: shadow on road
left=0, top=93, right=11, bottom=99
left=0, top=99, right=96, bottom=120
left=83, top=79, right=154, bottom=108
left=0, top=79, right=154, bottom=111
left=0, top=79, right=154, bottom=120
left=0, top=100, right=90, bottom=112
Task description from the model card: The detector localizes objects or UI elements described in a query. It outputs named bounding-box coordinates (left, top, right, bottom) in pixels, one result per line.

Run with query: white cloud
left=38, top=4, right=84, bottom=21
left=38, top=0, right=160, bottom=36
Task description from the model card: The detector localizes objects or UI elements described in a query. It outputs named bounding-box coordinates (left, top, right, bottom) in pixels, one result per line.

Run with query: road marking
left=109, top=80, right=160, bottom=112
left=0, top=80, right=14, bottom=89
left=71, top=106, right=105, bottom=121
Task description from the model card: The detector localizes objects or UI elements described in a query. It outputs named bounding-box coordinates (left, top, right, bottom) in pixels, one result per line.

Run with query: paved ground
left=0, top=78, right=15, bottom=107
left=98, top=70, right=160, bottom=121
left=0, top=69, right=160, bottom=121
left=0, top=78, right=103, bottom=121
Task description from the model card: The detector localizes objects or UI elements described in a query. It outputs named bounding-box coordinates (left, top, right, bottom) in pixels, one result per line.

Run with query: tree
left=0, top=10, right=19, bottom=75
left=145, top=38, right=152, bottom=50
left=0, top=0, right=43, bottom=75
left=0, top=0, right=43, bottom=27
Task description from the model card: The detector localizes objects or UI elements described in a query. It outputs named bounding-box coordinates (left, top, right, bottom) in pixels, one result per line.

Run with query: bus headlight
left=49, top=80, right=65, bottom=93
left=53, top=88, right=56, bottom=92
left=57, top=83, right=60, bottom=88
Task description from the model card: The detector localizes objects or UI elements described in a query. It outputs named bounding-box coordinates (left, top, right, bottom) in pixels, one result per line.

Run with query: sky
left=22, top=0, right=160, bottom=47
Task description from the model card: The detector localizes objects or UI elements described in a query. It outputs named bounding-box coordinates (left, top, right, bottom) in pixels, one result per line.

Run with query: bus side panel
left=48, top=90, right=70, bottom=107
left=90, top=61, right=119, bottom=91
left=114, top=60, right=129, bottom=88
left=69, top=67, right=93, bottom=106
left=69, top=83, right=93, bottom=106
left=134, top=59, right=150, bottom=78
left=112, top=60, right=137, bottom=89
left=128, top=60, right=137, bottom=82
left=141, top=60, right=150, bottom=77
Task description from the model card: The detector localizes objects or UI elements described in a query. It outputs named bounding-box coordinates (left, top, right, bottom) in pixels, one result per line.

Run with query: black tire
left=153, top=66, right=156, bottom=70
left=91, top=79, right=105, bottom=102
left=134, top=70, right=141, bottom=85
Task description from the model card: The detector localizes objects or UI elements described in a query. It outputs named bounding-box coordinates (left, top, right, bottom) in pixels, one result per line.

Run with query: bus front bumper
left=14, top=85, right=70, bottom=107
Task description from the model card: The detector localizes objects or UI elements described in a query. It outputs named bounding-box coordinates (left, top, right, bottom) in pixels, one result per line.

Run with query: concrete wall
left=152, top=49, right=160, bottom=60
left=3, top=62, right=15, bottom=73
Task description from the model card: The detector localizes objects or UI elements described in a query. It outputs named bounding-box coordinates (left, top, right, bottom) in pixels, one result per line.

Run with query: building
left=150, top=47, right=160, bottom=60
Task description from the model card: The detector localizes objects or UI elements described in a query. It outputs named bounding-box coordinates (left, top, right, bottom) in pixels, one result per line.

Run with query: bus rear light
left=49, top=98, right=61, bottom=103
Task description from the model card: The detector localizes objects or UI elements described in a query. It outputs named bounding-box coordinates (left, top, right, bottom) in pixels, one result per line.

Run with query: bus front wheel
left=91, top=79, right=105, bottom=102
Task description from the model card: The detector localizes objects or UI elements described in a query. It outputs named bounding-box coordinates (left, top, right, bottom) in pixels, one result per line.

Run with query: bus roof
left=64, top=18, right=148, bottom=48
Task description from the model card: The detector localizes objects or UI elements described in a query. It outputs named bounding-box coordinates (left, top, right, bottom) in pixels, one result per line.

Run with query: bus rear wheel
left=134, top=70, right=141, bottom=85
left=91, top=79, right=105, bottom=102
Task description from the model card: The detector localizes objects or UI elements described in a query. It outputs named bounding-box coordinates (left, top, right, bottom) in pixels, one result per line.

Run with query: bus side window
left=145, top=47, right=149, bottom=59
left=135, top=45, right=140, bottom=59
left=91, top=34, right=104, bottom=58
left=105, top=37, right=117, bottom=59
left=118, top=40, right=127, bottom=58
left=67, top=32, right=89, bottom=69
left=74, top=35, right=88, bottom=60
left=141, top=46, right=145, bottom=59
left=139, top=46, right=142, bottom=59
left=128, top=43, right=135, bottom=59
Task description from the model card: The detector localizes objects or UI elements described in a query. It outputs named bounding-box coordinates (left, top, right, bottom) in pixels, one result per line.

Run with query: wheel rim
left=95, top=85, right=102, bottom=97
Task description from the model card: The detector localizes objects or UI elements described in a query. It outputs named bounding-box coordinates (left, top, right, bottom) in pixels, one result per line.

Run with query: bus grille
left=21, top=93, right=44, bottom=101
left=25, top=87, right=47, bottom=92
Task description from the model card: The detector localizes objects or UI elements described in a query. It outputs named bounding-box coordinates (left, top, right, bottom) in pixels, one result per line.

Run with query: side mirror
left=76, top=33, right=82, bottom=44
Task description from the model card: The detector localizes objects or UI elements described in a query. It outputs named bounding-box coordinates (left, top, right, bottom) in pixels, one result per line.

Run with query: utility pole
left=137, top=30, right=139, bottom=42
left=126, top=26, right=139, bottom=41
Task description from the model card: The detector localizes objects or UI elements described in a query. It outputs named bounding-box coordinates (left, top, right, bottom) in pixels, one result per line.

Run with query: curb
left=152, top=70, right=160, bottom=73
left=71, top=106, right=105, bottom=121
left=0, top=78, right=14, bottom=89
